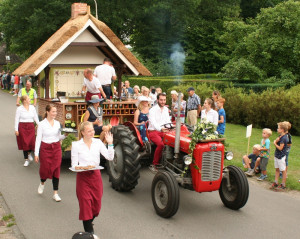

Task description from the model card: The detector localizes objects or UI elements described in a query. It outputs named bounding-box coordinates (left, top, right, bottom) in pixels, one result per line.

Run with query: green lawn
left=224, top=123, right=300, bottom=191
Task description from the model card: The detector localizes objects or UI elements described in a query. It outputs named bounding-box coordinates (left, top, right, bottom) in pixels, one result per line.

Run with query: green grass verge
left=224, top=123, right=300, bottom=191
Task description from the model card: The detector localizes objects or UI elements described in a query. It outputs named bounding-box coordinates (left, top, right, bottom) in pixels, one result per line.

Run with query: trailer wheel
left=219, top=165, right=249, bottom=210
left=151, top=171, right=180, bottom=218
left=107, top=125, right=141, bottom=191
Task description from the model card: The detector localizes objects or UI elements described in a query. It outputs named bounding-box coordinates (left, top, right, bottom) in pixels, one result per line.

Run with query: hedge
left=168, top=83, right=300, bottom=135
left=125, top=74, right=285, bottom=93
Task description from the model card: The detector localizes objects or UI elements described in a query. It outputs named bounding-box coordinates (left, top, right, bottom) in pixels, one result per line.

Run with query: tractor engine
left=190, top=141, right=224, bottom=192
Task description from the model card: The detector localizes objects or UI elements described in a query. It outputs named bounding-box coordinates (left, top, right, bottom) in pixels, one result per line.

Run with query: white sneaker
left=28, top=153, right=33, bottom=161
left=13, top=94, right=17, bottom=96
left=93, top=234, right=100, bottom=239
left=38, top=183, right=45, bottom=194
left=53, top=194, right=61, bottom=202
left=24, top=160, right=29, bottom=167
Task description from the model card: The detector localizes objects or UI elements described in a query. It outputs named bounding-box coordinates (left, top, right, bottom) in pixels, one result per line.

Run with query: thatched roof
left=13, top=14, right=152, bottom=76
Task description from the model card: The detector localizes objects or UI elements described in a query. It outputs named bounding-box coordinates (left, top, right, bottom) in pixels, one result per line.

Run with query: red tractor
left=106, top=103, right=249, bottom=218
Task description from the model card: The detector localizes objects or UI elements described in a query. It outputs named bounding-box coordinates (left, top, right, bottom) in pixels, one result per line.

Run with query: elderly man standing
left=186, top=87, right=201, bottom=128
left=16, top=80, right=37, bottom=107
left=82, top=68, right=106, bottom=102
left=94, top=58, right=116, bottom=99
left=148, top=93, right=171, bottom=173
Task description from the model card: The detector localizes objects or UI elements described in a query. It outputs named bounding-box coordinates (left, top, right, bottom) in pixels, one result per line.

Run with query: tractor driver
left=148, top=93, right=171, bottom=173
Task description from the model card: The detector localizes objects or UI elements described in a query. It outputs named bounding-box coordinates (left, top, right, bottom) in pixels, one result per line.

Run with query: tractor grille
left=201, top=151, right=222, bottom=181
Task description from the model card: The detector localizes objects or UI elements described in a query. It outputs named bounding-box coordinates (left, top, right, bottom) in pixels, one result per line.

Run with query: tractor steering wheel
left=161, top=123, right=175, bottom=129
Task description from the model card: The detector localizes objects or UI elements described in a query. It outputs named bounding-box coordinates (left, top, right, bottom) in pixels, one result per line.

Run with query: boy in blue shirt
left=270, top=122, right=289, bottom=190
left=217, top=98, right=226, bottom=135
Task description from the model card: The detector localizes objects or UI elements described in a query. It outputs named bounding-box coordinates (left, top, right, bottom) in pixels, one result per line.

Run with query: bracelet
left=108, top=144, right=114, bottom=147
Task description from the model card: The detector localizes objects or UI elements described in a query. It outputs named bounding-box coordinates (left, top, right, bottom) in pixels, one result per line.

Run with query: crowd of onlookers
left=0, top=71, right=33, bottom=96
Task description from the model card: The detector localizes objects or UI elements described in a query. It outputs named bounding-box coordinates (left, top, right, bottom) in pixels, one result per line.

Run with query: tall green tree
left=221, top=0, right=300, bottom=84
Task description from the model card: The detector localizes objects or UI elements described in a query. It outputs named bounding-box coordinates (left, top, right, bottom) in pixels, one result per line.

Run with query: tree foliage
left=221, top=0, right=300, bottom=84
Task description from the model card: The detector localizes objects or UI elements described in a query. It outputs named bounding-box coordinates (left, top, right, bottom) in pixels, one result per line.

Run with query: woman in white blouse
left=34, top=105, right=65, bottom=202
left=15, top=95, right=39, bottom=167
left=71, top=121, right=114, bottom=238
left=201, top=98, right=218, bottom=126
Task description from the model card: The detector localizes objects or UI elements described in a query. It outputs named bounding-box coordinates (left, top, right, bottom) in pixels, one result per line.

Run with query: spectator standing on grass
left=256, top=128, right=272, bottom=181
left=270, top=122, right=288, bottom=190
left=212, top=90, right=221, bottom=110
left=282, top=121, right=292, bottom=178
left=186, top=87, right=201, bottom=128
left=16, top=81, right=37, bottom=107
left=94, top=58, right=116, bottom=99
left=201, top=98, right=218, bottom=126
left=216, top=98, right=226, bottom=135
left=243, top=144, right=261, bottom=176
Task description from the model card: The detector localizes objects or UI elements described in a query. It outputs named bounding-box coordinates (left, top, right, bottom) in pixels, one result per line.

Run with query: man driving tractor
left=148, top=93, right=171, bottom=173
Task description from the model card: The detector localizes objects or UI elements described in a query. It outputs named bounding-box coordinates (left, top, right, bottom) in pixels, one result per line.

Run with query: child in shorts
left=243, top=144, right=261, bottom=176
left=283, top=121, right=292, bottom=177
left=270, top=122, right=288, bottom=190
left=256, top=128, right=272, bottom=181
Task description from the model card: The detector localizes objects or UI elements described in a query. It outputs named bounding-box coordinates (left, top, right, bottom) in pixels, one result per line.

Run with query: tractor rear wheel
left=219, top=165, right=249, bottom=210
left=151, top=171, right=180, bottom=218
left=107, top=125, right=141, bottom=191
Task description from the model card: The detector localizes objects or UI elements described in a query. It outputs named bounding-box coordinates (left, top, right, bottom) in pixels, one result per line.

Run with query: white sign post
left=246, top=124, right=252, bottom=155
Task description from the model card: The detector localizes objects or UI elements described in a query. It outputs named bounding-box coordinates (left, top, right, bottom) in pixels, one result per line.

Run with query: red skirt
left=85, top=92, right=101, bottom=102
left=76, top=170, right=103, bottom=221
left=16, top=122, right=35, bottom=151
left=39, top=142, right=62, bottom=180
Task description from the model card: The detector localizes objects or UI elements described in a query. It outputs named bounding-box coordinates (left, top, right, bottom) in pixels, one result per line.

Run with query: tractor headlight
left=226, top=151, right=233, bottom=160
left=183, top=155, right=193, bottom=165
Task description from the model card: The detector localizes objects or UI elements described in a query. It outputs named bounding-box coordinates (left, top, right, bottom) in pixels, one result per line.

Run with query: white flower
left=202, top=130, right=206, bottom=134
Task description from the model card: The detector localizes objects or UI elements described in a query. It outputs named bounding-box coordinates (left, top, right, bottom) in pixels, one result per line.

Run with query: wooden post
left=44, top=66, right=50, bottom=99
left=115, top=64, right=125, bottom=98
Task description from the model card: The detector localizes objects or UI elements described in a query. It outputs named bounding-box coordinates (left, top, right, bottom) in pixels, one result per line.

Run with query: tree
left=0, top=0, right=74, bottom=58
left=221, top=0, right=300, bottom=84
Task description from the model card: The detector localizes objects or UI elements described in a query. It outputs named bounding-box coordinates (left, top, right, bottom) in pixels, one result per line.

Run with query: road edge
left=0, top=192, right=26, bottom=239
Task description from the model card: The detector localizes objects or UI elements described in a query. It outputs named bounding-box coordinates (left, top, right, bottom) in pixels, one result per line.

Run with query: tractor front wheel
left=219, top=165, right=249, bottom=210
left=151, top=171, right=180, bottom=218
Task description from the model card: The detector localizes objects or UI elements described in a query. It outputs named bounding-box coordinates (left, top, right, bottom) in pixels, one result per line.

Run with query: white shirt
left=71, top=138, right=114, bottom=167
left=94, top=64, right=116, bottom=85
left=83, top=76, right=102, bottom=93
left=149, top=92, right=157, bottom=105
left=35, top=119, right=65, bottom=156
left=201, top=109, right=218, bottom=126
left=15, top=105, right=39, bottom=131
left=148, top=104, right=171, bottom=131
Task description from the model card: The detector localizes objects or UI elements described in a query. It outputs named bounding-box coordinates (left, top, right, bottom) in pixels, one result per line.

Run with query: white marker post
left=246, top=124, right=252, bottom=155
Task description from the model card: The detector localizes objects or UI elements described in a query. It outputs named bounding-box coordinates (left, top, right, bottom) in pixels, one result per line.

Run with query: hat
left=89, top=95, right=105, bottom=103
left=135, top=96, right=151, bottom=107
left=170, top=90, right=178, bottom=96
left=187, top=87, right=195, bottom=92
left=72, top=232, right=93, bottom=239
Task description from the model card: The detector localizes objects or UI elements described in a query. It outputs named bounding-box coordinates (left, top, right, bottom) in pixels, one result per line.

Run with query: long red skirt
left=85, top=92, right=101, bottom=102
left=16, top=122, right=35, bottom=151
left=39, top=142, right=62, bottom=180
left=76, top=170, right=103, bottom=221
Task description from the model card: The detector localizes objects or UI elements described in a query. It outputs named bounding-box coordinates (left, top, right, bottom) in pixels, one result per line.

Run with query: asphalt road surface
left=0, top=91, right=299, bottom=239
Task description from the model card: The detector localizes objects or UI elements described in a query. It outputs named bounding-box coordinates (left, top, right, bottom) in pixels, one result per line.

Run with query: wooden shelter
left=13, top=3, right=151, bottom=127
left=13, top=2, right=151, bottom=99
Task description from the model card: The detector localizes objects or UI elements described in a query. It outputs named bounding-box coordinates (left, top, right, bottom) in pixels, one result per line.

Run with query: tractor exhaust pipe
left=174, top=92, right=182, bottom=159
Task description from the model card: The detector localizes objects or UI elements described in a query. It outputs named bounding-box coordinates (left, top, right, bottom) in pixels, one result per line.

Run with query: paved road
left=0, top=90, right=299, bottom=239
